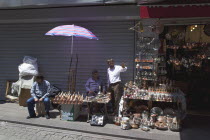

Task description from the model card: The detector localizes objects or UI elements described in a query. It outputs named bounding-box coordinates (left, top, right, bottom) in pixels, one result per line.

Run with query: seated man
left=85, top=69, right=105, bottom=96
left=26, top=74, right=51, bottom=119
left=85, top=70, right=105, bottom=122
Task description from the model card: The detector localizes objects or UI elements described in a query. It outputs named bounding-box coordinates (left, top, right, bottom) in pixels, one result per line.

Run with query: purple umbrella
left=45, top=24, right=98, bottom=54
left=45, top=25, right=98, bottom=91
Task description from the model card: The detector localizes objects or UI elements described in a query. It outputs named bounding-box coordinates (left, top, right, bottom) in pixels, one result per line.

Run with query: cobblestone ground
left=0, top=122, right=118, bottom=140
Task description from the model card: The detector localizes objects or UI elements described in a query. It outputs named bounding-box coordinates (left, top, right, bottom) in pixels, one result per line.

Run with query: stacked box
left=61, top=104, right=81, bottom=121
left=19, top=88, right=31, bottom=107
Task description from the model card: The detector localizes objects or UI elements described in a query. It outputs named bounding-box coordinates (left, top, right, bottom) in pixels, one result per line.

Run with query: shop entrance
left=160, top=24, right=210, bottom=114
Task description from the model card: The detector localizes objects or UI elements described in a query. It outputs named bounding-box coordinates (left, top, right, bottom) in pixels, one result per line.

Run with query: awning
left=139, top=0, right=210, bottom=18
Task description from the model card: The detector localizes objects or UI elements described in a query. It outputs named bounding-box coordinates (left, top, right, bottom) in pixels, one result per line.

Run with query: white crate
left=61, top=104, right=81, bottom=121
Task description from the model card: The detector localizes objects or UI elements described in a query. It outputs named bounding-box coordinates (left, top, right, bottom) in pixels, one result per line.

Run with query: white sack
left=18, top=56, right=38, bottom=76
left=18, top=63, right=38, bottom=76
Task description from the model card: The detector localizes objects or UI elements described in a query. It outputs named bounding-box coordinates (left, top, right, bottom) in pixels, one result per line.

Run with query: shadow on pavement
left=0, top=100, right=6, bottom=104
left=49, top=111, right=60, bottom=119
left=180, top=115, right=210, bottom=140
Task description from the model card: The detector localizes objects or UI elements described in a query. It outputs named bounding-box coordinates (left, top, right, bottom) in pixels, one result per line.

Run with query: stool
left=35, top=102, right=46, bottom=116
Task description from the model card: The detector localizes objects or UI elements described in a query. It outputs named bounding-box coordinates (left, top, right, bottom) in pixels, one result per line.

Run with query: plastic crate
left=61, top=104, right=81, bottom=121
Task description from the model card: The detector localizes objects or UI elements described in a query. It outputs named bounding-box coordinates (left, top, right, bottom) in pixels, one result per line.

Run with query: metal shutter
left=0, top=21, right=135, bottom=99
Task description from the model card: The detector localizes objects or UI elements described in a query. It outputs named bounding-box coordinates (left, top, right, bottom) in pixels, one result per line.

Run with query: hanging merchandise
left=166, top=25, right=209, bottom=70
left=165, top=26, right=186, bottom=46
left=186, top=25, right=210, bottom=43
left=150, top=20, right=164, bottom=35
left=130, top=21, right=144, bottom=33
left=135, top=28, right=160, bottom=85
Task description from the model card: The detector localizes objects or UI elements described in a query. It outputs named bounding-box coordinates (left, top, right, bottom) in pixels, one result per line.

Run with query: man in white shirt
left=107, top=59, right=127, bottom=115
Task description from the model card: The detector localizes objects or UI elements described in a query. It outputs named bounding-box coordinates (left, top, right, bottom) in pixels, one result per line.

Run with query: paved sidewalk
left=0, top=121, right=128, bottom=140
left=0, top=102, right=208, bottom=140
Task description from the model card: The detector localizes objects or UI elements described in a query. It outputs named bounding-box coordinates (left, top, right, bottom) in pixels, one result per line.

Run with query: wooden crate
left=19, top=88, right=31, bottom=107
left=60, top=104, right=81, bottom=121
left=35, top=102, right=46, bottom=116
left=5, top=80, right=18, bottom=101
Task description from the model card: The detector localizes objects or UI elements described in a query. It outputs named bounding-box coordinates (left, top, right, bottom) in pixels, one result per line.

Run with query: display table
left=83, top=93, right=111, bottom=121
left=53, top=92, right=111, bottom=121
left=124, top=85, right=186, bottom=120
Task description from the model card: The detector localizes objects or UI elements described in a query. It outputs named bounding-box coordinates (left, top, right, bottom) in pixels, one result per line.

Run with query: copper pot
left=131, top=124, right=139, bottom=129
left=115, top=122, right=121, bottom=126
left=157, top=116, right=167, bottom=123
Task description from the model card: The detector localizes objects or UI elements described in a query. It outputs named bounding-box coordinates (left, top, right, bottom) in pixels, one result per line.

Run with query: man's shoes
left=26, top=115, right=37, bottom=119
left=45, top=112, right=50, bottom=119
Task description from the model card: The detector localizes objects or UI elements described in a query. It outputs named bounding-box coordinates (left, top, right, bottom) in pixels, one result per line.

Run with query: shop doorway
left=159, top=24, right=210, bottom=115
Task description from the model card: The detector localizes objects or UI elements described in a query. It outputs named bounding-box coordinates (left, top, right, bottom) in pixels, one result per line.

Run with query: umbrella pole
left=74, top=53, right=79, bottom=92
left=71, top=35, right=73, bottom=55
left=68, top=36, right=74, bottom=92
left=68, top=57, right=73, bottom=91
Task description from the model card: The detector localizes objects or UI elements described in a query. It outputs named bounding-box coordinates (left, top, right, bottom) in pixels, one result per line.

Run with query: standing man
left=107, top=59, right=127, bottom=115
left=26, top=74, right=51, bottom=119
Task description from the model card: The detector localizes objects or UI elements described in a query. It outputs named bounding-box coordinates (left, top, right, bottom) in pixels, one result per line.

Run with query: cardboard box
left=19, top=88, right=31, bottom=107
left=61, top=104, right=81, bottom=121
left=35, top=102, right=46, bottom=116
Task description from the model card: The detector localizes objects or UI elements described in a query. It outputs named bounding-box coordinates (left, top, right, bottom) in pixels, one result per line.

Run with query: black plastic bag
left=49, top=85, right=61, bottom=98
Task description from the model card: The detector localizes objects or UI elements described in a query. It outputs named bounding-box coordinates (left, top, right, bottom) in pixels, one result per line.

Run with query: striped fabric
left=45, top=25, right=98, bottom=40
left=139, top=0, right=210, bottom=5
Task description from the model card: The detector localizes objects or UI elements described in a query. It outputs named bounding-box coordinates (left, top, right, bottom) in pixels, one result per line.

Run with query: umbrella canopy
left=45, top=24, right=98, bottom=40
left=45, top=24, right=98, bottom=92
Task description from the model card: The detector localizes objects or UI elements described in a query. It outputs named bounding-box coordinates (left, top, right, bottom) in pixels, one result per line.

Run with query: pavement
left=0, top=121, right=126, bottom=140
left=0, top=102, right=209, bottom=140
